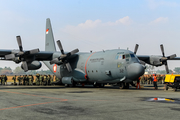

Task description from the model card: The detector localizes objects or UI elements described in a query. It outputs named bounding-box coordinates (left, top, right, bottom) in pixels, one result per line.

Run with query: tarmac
left=0, top=84, right=180, bottom=120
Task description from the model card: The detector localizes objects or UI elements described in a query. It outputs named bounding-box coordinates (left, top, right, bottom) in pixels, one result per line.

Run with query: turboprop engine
left=21, top=61, right=42, bottom=70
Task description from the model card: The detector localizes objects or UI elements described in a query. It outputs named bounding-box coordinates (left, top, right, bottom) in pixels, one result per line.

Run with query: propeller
left=5, top=36, right=40, bottom=72
left=160, top=44, right=176, bottom=74
left=50, top=40, right=79, bottom=72
left=134, top=44, right=139, bottom=54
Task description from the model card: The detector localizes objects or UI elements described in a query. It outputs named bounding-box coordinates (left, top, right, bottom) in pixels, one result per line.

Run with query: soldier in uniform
left=50, top=75, right=54, bottom=85
left=22, top=75, right=25, bottom=85
left=39, top=75, right=43, bottom=85
left=17, top=75, right=22, bottom=85
left=28, top=75, right=33, bottom=85
left=2, top=75, right=5, bottom=85
left=55, top=76, right=59, bottom=82
left=12, top=75, right=17, bottom=85
left=43, top=75, right=47, bottom=85
left=31, top=75, right=34, bottom=85
left=5, top=75, right=7, bottom=85
left=47, top=75, right=51, bottom=85
left=25, top=75, right=29, bottom=85
left=0, top=75, right=2, bottom=85
left=140, top=75, right=145, bottom=84
left=36, top=74, right=40, bottom=85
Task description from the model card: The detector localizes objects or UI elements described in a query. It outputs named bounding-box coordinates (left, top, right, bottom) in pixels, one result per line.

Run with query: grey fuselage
left=44, top=49, right=145, bottom=84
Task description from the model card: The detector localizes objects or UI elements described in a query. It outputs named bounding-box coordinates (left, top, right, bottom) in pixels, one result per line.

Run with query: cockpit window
left=125, top=54, right=130, bottom=58
left=130, top=54, right=135, bottom=57
left=116, top=53, right=133, bottom=60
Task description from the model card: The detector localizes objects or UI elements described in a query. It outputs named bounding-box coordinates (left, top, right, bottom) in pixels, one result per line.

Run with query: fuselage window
left=122, top=55, right=125, bottom=59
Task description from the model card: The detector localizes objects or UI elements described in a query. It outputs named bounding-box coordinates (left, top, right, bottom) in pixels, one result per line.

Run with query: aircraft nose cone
left=126, top=63, right=145, bottom=79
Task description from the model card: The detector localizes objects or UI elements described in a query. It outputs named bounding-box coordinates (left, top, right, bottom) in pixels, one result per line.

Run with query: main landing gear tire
left=165, top=85, right=169, bottom=91
left=119, top=82, right=129, bottom=89
left=173, top=87, right=177, bottom=92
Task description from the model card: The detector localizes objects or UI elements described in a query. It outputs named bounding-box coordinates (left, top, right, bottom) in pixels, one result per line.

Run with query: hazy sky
left=0, top=0, right=180, bottom=71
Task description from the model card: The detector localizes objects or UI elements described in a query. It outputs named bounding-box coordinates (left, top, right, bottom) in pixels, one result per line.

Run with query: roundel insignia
left=53, top=64, right=57, bottom=73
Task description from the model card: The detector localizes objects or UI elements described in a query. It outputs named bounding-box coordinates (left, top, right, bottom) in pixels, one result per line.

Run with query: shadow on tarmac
left=0, top=84, right=165, bottom=90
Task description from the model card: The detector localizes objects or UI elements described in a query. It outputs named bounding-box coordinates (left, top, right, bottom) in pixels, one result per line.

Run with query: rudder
left=45, top=18, right=56, bottom=52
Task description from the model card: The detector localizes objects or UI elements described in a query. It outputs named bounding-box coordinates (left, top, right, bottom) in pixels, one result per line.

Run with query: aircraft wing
left=137, top=54, right=180, bottom=67
left=137, top=55, right=150, bottom=61
left=0, top=49, right=54, bottom=61
left=0, top=50, right=12, bottom=57
left=170, top=57, right=180, bottom=60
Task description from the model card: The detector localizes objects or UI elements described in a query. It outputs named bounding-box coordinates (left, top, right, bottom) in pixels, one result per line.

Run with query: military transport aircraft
left=0, top=18, right=179, bottom=89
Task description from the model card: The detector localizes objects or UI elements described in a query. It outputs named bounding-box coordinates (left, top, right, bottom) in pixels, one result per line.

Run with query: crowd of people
left=0, top=74, right=60, bottom=86
left=140, top=74, right=166, bottom=84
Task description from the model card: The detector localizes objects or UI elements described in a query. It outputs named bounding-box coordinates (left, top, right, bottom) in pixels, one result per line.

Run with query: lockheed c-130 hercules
left=0, top=18, right=179, bottom=89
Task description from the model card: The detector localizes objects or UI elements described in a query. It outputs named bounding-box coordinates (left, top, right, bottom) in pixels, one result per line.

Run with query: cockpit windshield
left=116, top=53, right=137, bottom=60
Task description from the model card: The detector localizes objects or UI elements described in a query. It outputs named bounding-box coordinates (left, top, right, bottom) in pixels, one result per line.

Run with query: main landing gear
left=119, top=82, right=129, bottom=89
left=93, top=83, right=104, bottom=88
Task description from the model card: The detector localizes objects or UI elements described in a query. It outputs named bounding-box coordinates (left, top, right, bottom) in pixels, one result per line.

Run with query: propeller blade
left=30, top=49, right=40, bottom=54
left=22, top=61, right=28, bottom=72
left=167, top=54, right=176, bottom=59
left=50, top=58, right=59, bottom=64
left=160, top=44, right=165, bottom=57
left=16, top=36, right=23, bottom=51
left=70, top=49, right=79, bottom=55
left=57, top=40, right=64, bottom=54
left=5, top=54, right=15, bottom=60
left=66, top=62, right=72, bottom=72
left=164, top=62, right=169, bottom=74
left=134, top=44, right=139, bottom=54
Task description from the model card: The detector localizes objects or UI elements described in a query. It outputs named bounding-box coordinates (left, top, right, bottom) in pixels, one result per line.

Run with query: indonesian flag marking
left=46, top=28, right=49, bottom=34
left=53, top=64, right=57, bottom=73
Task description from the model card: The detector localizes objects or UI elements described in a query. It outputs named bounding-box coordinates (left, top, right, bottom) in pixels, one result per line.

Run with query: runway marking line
left=0, top=90, right=111, bottom=111
left=0, top=99, right=67, bottom=111
left=0, top=90, right=65, bottom=100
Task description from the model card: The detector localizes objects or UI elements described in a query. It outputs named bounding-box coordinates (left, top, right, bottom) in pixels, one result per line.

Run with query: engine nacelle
left=62, top=77, right=73, bottom=84
left=21, top=61, right=42, bottom=70
left=149, top=55, right=163, bottom=66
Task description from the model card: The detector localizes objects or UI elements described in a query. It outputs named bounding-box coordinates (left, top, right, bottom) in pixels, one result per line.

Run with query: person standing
left=12, top=75, right=17, bottom=85
left=47, top=75, right=51, bottom=85
left=0, top=75, right=2, bottom=85
left=31, top=75, right=34, bottom=85
left=136, top=77, right=141, bottom=89
left=39, top=75, right=43, bottom=85
left=2, top=75, right=5, bottom=85
left=25, top=75, right=29, bottom=85
left=43, top=75, right=47, bottom=85
left=36, top=74, right=40, bottom=85
left=5, top=75, right=7, bottom=85
left=153, top=74, right=158, bottom=90
left=28, top=75, right=33, bottom=86
left=17, top=75, right=22, bottom=85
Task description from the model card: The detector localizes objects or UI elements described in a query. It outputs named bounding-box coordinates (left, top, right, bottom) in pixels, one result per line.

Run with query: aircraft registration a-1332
left=0, top=18, right=180, bottom=89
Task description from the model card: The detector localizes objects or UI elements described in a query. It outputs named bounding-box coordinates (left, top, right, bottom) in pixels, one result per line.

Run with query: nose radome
left=126, top=63, right=145, bottom=79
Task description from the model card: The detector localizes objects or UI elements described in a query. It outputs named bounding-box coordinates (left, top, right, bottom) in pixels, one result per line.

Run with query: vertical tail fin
left=45, top=18, right=56, bottom=52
